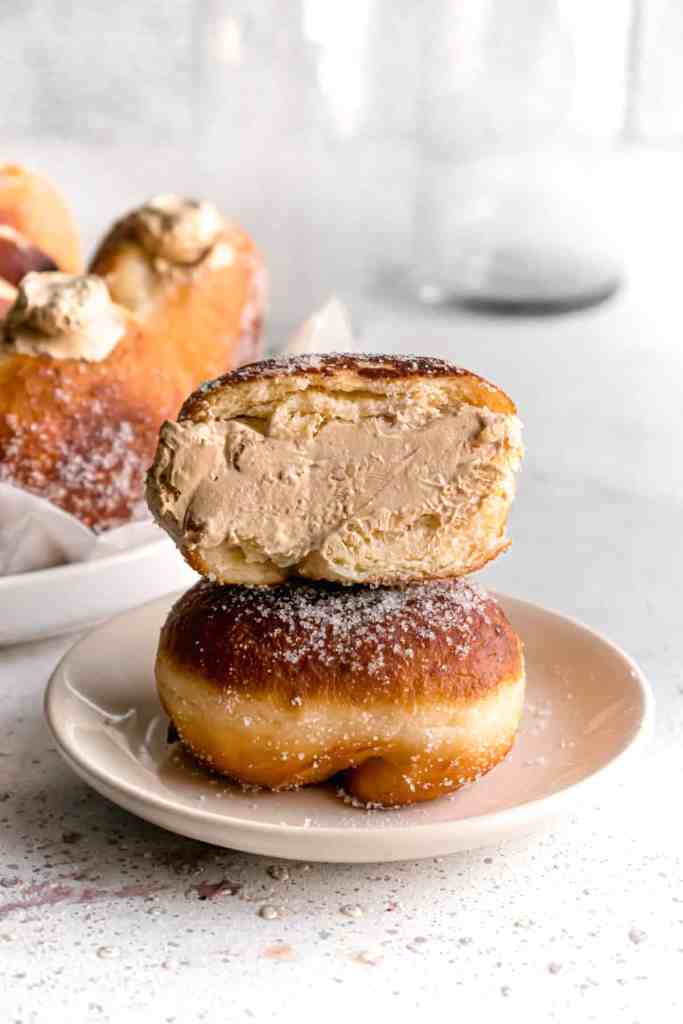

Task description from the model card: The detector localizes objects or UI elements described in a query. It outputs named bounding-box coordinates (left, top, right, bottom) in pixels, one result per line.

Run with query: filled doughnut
left=90, top=194, right=266, bottom=372
left=146, top=353, right=523, bottom=586
left=0, top=249, right=262, bottom=529
left=156, top=577, right=525, bottom=807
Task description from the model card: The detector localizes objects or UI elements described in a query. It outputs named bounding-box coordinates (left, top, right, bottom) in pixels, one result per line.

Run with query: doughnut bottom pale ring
left=156, top=579, right=525, bottom=808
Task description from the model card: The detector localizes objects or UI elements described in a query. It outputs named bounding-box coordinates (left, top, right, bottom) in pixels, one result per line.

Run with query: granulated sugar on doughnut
left=156, top=577, right=525, bottom=808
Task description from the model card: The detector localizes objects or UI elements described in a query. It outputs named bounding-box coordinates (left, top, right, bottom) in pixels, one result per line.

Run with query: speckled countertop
left=1, top=156, right=682, bottom=1023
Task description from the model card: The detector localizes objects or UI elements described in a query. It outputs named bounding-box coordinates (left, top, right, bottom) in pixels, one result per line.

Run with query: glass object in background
left=411, top=0, right=623, bottom=312
left=200, top=0, right=424, bottom=334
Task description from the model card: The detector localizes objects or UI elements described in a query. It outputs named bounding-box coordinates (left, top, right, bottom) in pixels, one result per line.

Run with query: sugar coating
left=0, top=399, right=147, bottom=531
left=161, top=576, right=524, bottom=806
left=188, top=351, right=481, bottom=409
left=172, top=577, right=492, bottom=678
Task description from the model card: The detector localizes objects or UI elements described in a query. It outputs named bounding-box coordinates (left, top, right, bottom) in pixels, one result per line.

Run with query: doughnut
left=0, top=238, right=263, bottom=529
left=90, top=194, right=266, bottom=372
left=0, top=163, right=81, bottom=278
left=146, top=353, right=523, bottom=586
left=156, top=578, right=525, bottom=807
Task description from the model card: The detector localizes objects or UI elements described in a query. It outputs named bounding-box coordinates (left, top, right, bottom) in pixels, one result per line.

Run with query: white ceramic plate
left=45, top=592, right=654, bottom=863
left=0, top=540, right=196, bottom=646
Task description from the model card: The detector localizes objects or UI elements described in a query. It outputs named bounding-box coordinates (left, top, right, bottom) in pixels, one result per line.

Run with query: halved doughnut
left=147, top=353, right=523, bottom=586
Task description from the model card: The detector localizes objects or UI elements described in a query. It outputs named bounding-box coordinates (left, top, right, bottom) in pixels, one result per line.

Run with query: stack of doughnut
left=0, top=169, right=265, bottom=530
left=147, top=352, right=526, bottom=808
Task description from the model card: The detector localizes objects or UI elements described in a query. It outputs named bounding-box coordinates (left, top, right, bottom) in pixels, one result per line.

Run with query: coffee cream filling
left=148, top=390, right=522, bottom=582
left=2, top=272, right=126, bottom=362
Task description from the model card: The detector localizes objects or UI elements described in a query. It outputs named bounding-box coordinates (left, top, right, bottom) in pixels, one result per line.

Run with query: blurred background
left=2, top=0, right=681, bottom=327
left=1, top=1, right=681, bottom=632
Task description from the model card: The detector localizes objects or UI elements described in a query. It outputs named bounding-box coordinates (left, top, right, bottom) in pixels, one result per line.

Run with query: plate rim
left=0, top=535, right=171, bottom=591
left=43, top=590, right=656, bottom=845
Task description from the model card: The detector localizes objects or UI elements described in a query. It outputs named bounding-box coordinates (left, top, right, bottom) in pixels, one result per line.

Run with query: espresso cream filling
left=2, top=272, right=125, bottom=361
left=147, top=392, right=522, bottom=578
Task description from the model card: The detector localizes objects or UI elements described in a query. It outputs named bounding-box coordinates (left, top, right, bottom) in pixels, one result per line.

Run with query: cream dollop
left=2, top=272, right=126, bottom=361
left=133, top=195, right=225, bottom=265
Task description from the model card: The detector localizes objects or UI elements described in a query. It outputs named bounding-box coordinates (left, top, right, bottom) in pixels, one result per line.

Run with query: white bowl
left=0, top=539, right=197, bottom=646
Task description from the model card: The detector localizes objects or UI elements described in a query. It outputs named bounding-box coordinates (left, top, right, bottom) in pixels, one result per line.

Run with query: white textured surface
left=1, top=152, right=682, bottom=1022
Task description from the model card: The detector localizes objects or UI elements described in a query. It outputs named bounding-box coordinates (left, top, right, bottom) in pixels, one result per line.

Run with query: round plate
left=0, top=540, right=196, bottom=646
left=45, top=592, right=654, bottom=863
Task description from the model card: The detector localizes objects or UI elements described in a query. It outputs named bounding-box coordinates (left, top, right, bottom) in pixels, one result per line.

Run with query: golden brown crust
left=159, top=578, right=523, bottom=705
left=156, top=579, right=525, bottom=806
left=337, top=729, right=518, bottom=807
left=0, top=318, right=169, bottom=527
left=0, top=163, right=81, bottom=274
left=179, top=352, right=516, bottom=422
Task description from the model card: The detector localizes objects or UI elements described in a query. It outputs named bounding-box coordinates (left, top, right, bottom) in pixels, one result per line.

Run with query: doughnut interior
left=156, top=578, right=525, bottom=808
left=147, top=354, right=523, bottom=586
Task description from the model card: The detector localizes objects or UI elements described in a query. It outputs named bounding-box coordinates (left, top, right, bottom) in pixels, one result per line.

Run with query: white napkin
left=0, top=483, right=164, bottom=576
left=284, top=297, right=355, bottom=355
left=0, top=298, right=356, bottom=577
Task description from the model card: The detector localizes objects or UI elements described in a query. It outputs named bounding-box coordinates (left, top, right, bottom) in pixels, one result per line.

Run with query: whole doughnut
left=156, top=578, right=525, bottom=807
